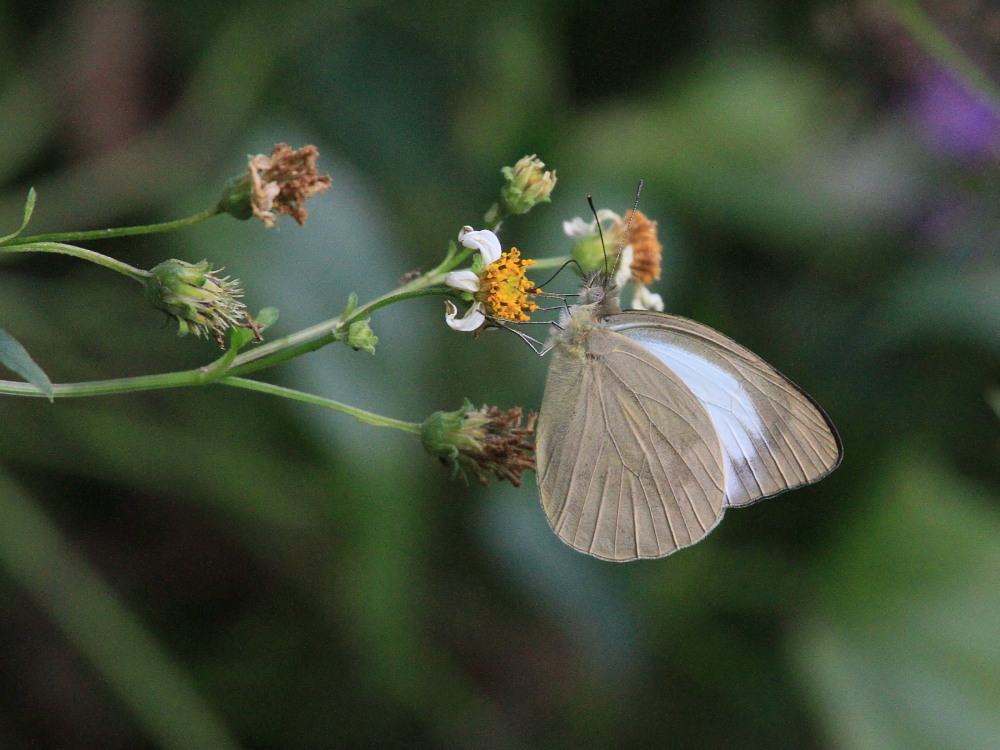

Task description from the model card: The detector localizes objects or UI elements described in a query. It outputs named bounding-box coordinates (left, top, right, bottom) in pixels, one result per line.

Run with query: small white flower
left=443, top=227, right=503, bottom=332
left=457, top=226, right=501, bottom=262
left=563, top=210, right=665, bottom=312
left=632, top=284, right=664, bottom=311
left=613, top=244, right=634, bottom=290
left=444, top=300, right=486, bottom=331
left=562, top=210, right=620, bottom=240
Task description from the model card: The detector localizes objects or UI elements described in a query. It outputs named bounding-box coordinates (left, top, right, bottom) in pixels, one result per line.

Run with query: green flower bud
left=346, top=317, right=377, bottom=354
left=501, top=155, right=556, bottom=215
left=421, top=400, right=484, bottom=461
left=570, top=231, right=610, bottom=275
left=144, top=259, right=246, bottom=346
left=486, top=155, right=557, bottom=225
left=216, top=174, right=255, bottom=221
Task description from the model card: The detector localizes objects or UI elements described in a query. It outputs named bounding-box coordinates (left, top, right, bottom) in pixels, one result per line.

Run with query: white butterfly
left=535, top=274, right=842, bottom=561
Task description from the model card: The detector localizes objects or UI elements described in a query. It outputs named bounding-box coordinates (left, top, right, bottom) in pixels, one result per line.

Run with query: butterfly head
left=576, top=271, right=621, bottom=317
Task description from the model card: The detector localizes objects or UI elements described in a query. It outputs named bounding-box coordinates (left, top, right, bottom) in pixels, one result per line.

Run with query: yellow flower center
left=476, top=248, right=541, bottom=321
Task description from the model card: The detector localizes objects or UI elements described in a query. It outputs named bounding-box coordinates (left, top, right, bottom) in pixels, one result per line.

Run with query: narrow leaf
left=254, top=306, right=279, bottom=331
left=342, top=292, right=358, bottom=317
left=0, top=188, right=37, bottom=244
left=0, top=328, right=54, bottom=401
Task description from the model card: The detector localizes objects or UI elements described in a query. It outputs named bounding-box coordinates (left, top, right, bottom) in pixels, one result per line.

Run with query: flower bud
left=346, top=317, right=377, bottom=354
left=569, top=231, right=609, bottom=275
left=216, top=174, right=255, bottom=221
left=144, top=259, right=246, bottom=346
left=486, top=155, right=557, bottom=224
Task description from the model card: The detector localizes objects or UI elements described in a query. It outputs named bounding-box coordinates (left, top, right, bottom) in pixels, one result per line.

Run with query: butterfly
left=535, top=272, right=842, bottom=561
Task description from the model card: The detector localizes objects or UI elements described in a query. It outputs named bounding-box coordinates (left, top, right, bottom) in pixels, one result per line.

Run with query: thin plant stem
left=228, top=243, right=474, bottom=373
left=3, top=205, right=222, bottom=246
left=0, top=370, right=424, bottom=439
left=0, top=239, right=476, bottom=400
left=0, top=241, right=149, bottom=282
left=228, top=287, right=457, bottom=375
left=221, top=376, right=422, bottom=433
left=0, top=369, right=212, bottom=398
left=527, top=255, right=571, bottom=271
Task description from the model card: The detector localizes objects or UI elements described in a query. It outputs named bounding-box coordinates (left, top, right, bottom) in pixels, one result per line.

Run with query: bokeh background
left=2, top=0, right=1000, bottom=747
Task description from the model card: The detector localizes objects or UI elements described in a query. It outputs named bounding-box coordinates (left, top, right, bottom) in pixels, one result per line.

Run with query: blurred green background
left=3, top=0, right=1000, bottom=747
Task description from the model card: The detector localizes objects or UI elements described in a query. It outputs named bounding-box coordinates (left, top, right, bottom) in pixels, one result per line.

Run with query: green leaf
left=791, top=450, right=1000, bottom=750
left=341, top=292, right=358, bottom=318
left=0, top=187, right=37, bottom=245
left=253, top=306, right=279, bottom=331
left=0, top=328, right=53, bottom=401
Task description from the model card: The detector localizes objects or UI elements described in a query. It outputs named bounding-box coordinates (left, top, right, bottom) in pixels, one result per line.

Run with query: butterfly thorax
left=550, top=304, right=602, bottom=358
left=548, top=275, right=621, bottom=357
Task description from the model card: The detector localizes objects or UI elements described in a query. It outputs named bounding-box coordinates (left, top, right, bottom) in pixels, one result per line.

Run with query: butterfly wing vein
left=608, top=313, right=842, bottom=508
left=538, top=331, right=727, bottom=561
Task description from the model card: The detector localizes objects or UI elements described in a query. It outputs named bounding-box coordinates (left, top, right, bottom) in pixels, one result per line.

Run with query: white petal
left=458, top=228, right=502, bottom=263
left=632, top=284, right=664, bottom=311
left=563, top=210, right=621, bottom=238
left=613, top=244, right=634, bottom=290
left=444, top=300, right=487, bottom=331
left=445, top=269, right=481, bottom=292
left=562, top=217, right=593, bottom=238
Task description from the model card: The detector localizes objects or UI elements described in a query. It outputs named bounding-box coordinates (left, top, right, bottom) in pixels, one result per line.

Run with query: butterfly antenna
left=607, top=180, right=644, bottom=282
left=586, top=195, right=609, bottom=280
left=537, top=258, right=585, bottom=289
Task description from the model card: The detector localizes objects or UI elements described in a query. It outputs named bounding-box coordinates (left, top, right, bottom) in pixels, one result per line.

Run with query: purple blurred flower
left=911, top=66, right=1000, bottom=163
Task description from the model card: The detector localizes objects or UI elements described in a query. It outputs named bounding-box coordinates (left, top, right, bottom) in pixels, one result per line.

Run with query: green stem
left=0, top=367, right=424, bottom=439
left=890, top=0, right=1000, bottom=112
left=0, top=355, right=241, bottom=397
left=227, top=253, right=471, bottom=374
left=0, top=369, right=422, bottom=437
left=221, top=376, right=422, bottom=433
left=228, top=287, right=458, bottom=376
left=0, top=241, right=148, bottom=282
left=0, top=240, right=478, bottom=398
left=3, top=205, right=222, bottom=246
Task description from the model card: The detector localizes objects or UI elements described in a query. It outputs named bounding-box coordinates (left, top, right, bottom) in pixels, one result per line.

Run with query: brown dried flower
left=248, top=143, right=332, bottom=227
left=622, top=210, right=662, bottom=286
left=421, top=401, right=537, bottom=486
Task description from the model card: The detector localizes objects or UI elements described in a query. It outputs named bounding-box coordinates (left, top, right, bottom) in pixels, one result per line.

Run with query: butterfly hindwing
left=607, top=312, right=842, bottom=508
left=537, top=326, right=726, bottom=561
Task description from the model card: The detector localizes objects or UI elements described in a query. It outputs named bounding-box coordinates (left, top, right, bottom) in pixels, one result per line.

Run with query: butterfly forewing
left=537, top=327, right=727, bottom=561
left=607, top=312, right=842, bottom=508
